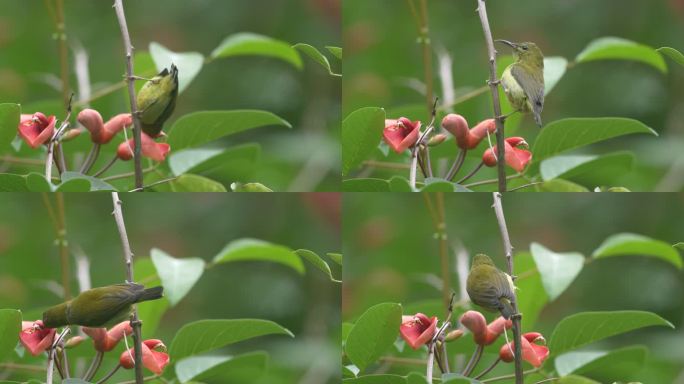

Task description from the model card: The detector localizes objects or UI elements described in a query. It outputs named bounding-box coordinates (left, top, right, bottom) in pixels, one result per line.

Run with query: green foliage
left=555, top=345, right=647, bottom=379
left=163, top=174, right=228, bottom=192
left=540, top=152, right=634, bottom=183
left=345, top=303, right=402, bottom=372
left=149, top=42, right=204, bottom=94
left=175, top=352, right=268, bottom=383
left=530, top=243, right=584, bottom=301
left=211, top=32, right=303, bottom=69
left=343, top=375, right=407, bottom=384
left=544, top=57, right=568, bottom=94
left=295, top=249, right=341, bottom=283
left=592, top=233, right=682, bottom=268
left=575, top=37, right=667, bottom=73
left=293, top=43, right=341, bottom=76
left=657, top=47, right=684, bottom=67
left=342, top=107, right=386, bottom=176
left=343, top=178, right=391, bottom=192
left=0, top=309, right=21, bottom=362
left=0, top=103, right=20, bottom=151
left=212, top=238, right=305, bottom=274
left=151, top=248, right=206, bottom=306
left=0, top=174, right=29, bottom=191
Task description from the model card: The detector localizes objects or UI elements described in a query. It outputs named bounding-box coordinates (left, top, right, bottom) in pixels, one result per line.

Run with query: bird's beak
left=495, top=39, right=518, bottom=49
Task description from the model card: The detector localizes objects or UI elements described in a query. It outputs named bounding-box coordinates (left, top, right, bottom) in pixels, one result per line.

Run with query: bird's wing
left=69, top=285, right=138, bottom=326
left=493, top=271, right=516, bottom=303
left=511, top=65, right=544, bottom=118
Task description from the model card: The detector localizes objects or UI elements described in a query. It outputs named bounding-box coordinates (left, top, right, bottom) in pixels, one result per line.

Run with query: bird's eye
left=522, top=45, right=528, bottom=51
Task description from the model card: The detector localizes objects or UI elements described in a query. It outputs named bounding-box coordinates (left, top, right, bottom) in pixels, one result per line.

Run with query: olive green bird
left=42, top=283, right=163, bottom=328
left=496, top=40, right=545, bottom=127
left=136, top=64, right=178, bottom=137
left=466, top=254, right=516, bottom=319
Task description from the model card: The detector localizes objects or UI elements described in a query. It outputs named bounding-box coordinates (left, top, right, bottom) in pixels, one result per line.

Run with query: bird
left=136, top=64, right=179, bottom=137
left=496, top=40, right=545, bottom=127
left=42, top=283, right=163, bottom=328
left=466, top=254, right=516, bottom=319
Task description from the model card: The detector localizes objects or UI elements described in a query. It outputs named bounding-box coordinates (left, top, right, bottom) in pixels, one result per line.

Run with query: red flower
left=19, top=320, right=55, bottom=356
left=120, top=339, right=170, bottom=375
left=482, top=137, right=532, bottom=172
left=78, top=109, right=132, bottom=144
left=441, top=114, right=469, bottom=149
left=383, top=117, right=421, bottom=153
left=459, top=311, right=512, bottom=345
left=17, top=112, right=56, bottom=148
left=117, top=133, right=170, bottom=162
left=82, top=321, right=133, bottom=352
left=400, top=313, right=438, bottom=350
left=499, top=332, right=549, bottom=368
left=466, top=119, right=496, bottom=149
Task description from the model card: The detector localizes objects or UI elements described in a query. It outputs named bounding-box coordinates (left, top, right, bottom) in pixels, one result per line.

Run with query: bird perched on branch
left=496, top=40, right=545, bottom=127
left=466, top=254, right=517, bottom=319
left=42, top=283, right=163, bottom=328
left=136, top=64, right=178, bottom=137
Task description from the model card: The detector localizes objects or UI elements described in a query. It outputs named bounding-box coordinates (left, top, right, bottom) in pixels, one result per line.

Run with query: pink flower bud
left=441, top=114, right=469, bottom=149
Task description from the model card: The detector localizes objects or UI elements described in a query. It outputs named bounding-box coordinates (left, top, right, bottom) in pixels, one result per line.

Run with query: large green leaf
left=170, top=319, right=293, bottom=361
left=168, top=144, right=260, bottom=179
left=55, top=178, right=91, bottom=192
left=555, top=376, right=601, bottom=384
left=544, top=56, right=568, bottom=94
left=592, top=233, right=682, bottom=269
left=555, top=345, right=647, bottom=379
left=149, top=42, right=204, bottom=93
left=575, top=37, right=667, bottom=73
left=293, top=43, right=340, bottom=76
left=549, top=311, right=673, bottom=355
left=0, top=309, right=21, bottom=361
left=326, top=46, right=342, bottom=60
left=343, top=178, right=390, bottom=192
left=211, top=32, right=302, bottom=69
left=342, top=107, right=385, bottom=176
left=343, top=375, right=406, bottom=384
left=657, top=47, right=684, bottom=68
left=515, top=252, right=548, bottom=331
left=540, top=152, right=634, bottom=182
left=164, top=174, right=227, bottom=192
left=0, top=103, right=20, bottom=152
left=151, top=248, right=205, bottom=306
left=345, top=303, right=402, bottom=371
left=25, top=172, right=52, bottom=192
left=530, top=243, right=585, bottom=301
left=167, top=110, right=291, bottom=151
left=61, top=380, right=92, bottom=384
left=134, top=258, right=169, bottom=339
left=537, top=179, right=589, bottom=192
left=60, top=172, right=117, bottom=191
left=532, top=118, right=657, bottom=163
left=212, top=238, right=304, bottom=274
left=295, top=249, right=340, bottom=283
left=175, top=351, right=268, bottom=383
left=0, top=174, right=29, bottom=191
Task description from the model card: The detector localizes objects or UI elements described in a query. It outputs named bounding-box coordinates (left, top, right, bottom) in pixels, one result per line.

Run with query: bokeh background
left=343, top=0, right=684, bottom=191
left=0, top=0, right=341, bottom=191
left=343, top=192, right=684, bottom=382
left=0, top=192, right=341, bottom=383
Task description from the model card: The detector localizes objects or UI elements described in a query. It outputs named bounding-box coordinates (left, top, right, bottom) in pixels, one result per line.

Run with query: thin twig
left=92, top=155, right=119, bottom=178
left=456, top=161, right=485, bottom=185
left=84, top=351, right=104, bottom=382
left=445, top=149, right=466, bottom=181
left=476, top=0, right=507, bottom=192
left=113, top=0, right=143, bottom=189
left=463, top=174, right=522, bottom=188
left=80, top=144, right=101, bottom=174
left=481, top=368, right=540, bottom=383
left=0, top=363, right=45, bottom=372
left=128, top=176, right=177, bottom=192
left=95, top=363, right=121, bottom=384
left=491, top=193, right=522, bottom=384
left=110, top=193, right=144, bottom=384
left=426, top=342, right=435, bottom=383
left=101, top=165, right=158, bottom=181
left=474, top=357, right=501, bottom=379
left=462, top=344, right=484, bottom=376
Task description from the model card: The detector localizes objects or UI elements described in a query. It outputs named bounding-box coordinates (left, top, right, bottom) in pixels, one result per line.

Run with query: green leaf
left=575, top=37, right=667, bottom=73
left=326, top=46, right=342, bottom=60
left=549, top=311, right=674, bottom=355
left=388, top=176, right=412, bottom=192
left=327, top=252, right=342, bottom=265
left=556, top=345, right=647, bottom=378
left=60, top=172, right=117, bottom=191
left=343, top=178, right=390, bottom=192
left=149, top=42, right=204, bottom=93
left=151, top=248, right=205, bottom=306
left=230, top=182, right=273, bottom=192
left=515, top=252, right=548, bottom=331
left=169, top=144, right=260, bottom=179
left=342, top=107, right=386, bottom=176
left=420, top=178, right=455, bottom=192
left=166, top=174, right=227, bottom=192
left=555, top=376, right=601, bottom=384
left=533, top=118, right=657, bottom=163
left=657, top=47, right=684, bottom=68
left=592, top=233, right=682, bottom=269
left=0, top=309, right=21, bottom=362
left=170, top=319, right=293, bottom=361
left=0, top=173, right=29, bottom=191
left=212, top=238, right=304, bottom=274
left=345, top=303, right=402, bottom=371
left=295, top=249, right=340, bottom=283
left=61, top=380, right=93, bottom=384
left=406, top=373, right=428, bottom=384
left=134, top=258, right=169, bottom=338
left=441, top=373, right=483, bottom=383
left=55, top=178, right=91, bottom=192
left=343, top=375, right=406, bottom=384
left=167, top=110, right=291, bottom=151
left=211, top=32, right=302, bottom=69
left=540, top=152, right=634, bottom=182
left=0, top=103, right=20, bottom=151
left=530, top=243, right=584, bottom=301
left=293, top=43, right=340, bottom=76
left=544, top=57, right=568, bottom=94
left=175, top=351, right=268, bottom=383
left=538, top=179, right=589, bottom=192
left=25, top=172, right=52, bottom=192
left=674, top=242, right=684, bottom=250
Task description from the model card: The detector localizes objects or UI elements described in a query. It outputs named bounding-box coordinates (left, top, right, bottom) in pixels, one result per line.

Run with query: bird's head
left=472, top=254, right=496, bottom=268
left=495, top=40, right=543, bottom=67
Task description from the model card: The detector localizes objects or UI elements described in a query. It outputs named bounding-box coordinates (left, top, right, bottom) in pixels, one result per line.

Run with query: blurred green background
left=0, top=192, right=341, bottom=383
left=343, top=192, right=684, bottom=382
left=343, top=0, right=684, bottom=191
left=0, top=0, right=341, bottom=191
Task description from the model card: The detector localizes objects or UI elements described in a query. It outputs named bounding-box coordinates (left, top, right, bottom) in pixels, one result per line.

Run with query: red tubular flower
left=466, top=119, right=496, bottom=149
left=460, top=311, right=512, bottom=345
left=17, top=112, right=56, bottom=148
left=400, top=313, right=438, bottom=350
left=19, top=320, right=55, bottom=356
left=441, top=114, right=469, bottom=149
left=482, top=137, right=532, bottom=172
left=120, top=339, right=170, bottom=375
left=499, top=332, right=549, bottom=368
left=117, top=133, right=170, bottom=162
left=83, top=321, right=133, bottom=352
left=383, top=117, right=421, bottom=153
left=78, top=109, right=132, bottom=144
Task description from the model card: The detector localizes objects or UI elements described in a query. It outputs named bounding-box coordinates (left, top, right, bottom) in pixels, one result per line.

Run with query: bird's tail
left=534, top=112, right=542, bottom=127
left=499, top=298, right=516, bottom=320
left=136, top=286, right=164, bottom=303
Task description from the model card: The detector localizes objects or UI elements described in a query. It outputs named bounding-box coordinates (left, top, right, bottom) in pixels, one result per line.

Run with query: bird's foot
left=487, top=79, right=501, bottom=86
left=129, top=319, right=143, bottom=327
left=511, top=313, right=522, bottom=320
left=125, top=74, right=156, bottom=83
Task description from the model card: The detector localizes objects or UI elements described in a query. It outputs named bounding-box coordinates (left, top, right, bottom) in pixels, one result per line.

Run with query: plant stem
left=445, top=149, right=466, bottom=181
left=426, top=342, right=435, bottom=383
left=474, top=358, right=501, bottom=380
left=457, top=161, right=485, bottom=185
left=92, top=155, right=119, bottom=178
left=463, top=174, right=521, bottom=188
left=101, top=165, right=158, bottom=181
left=0, top=363, right=45, bottom=372
left=116, top=375, right=159, bottom=384
left=476, top=0, right=507, bottom=192
left=492, top=192, right=522, bottom=384
left=95, top=363, right=121, bottom=384
left=110, top=193, right=144, bottom=384
left=462, top=344, right=484, bottom=376
left=81, top=144, right=101, bottom=174
left=481, top=368, right=540, bottom=383
left=84, top=351, right=104, bottom=382
left=113, top=0, right=143, bottom=190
